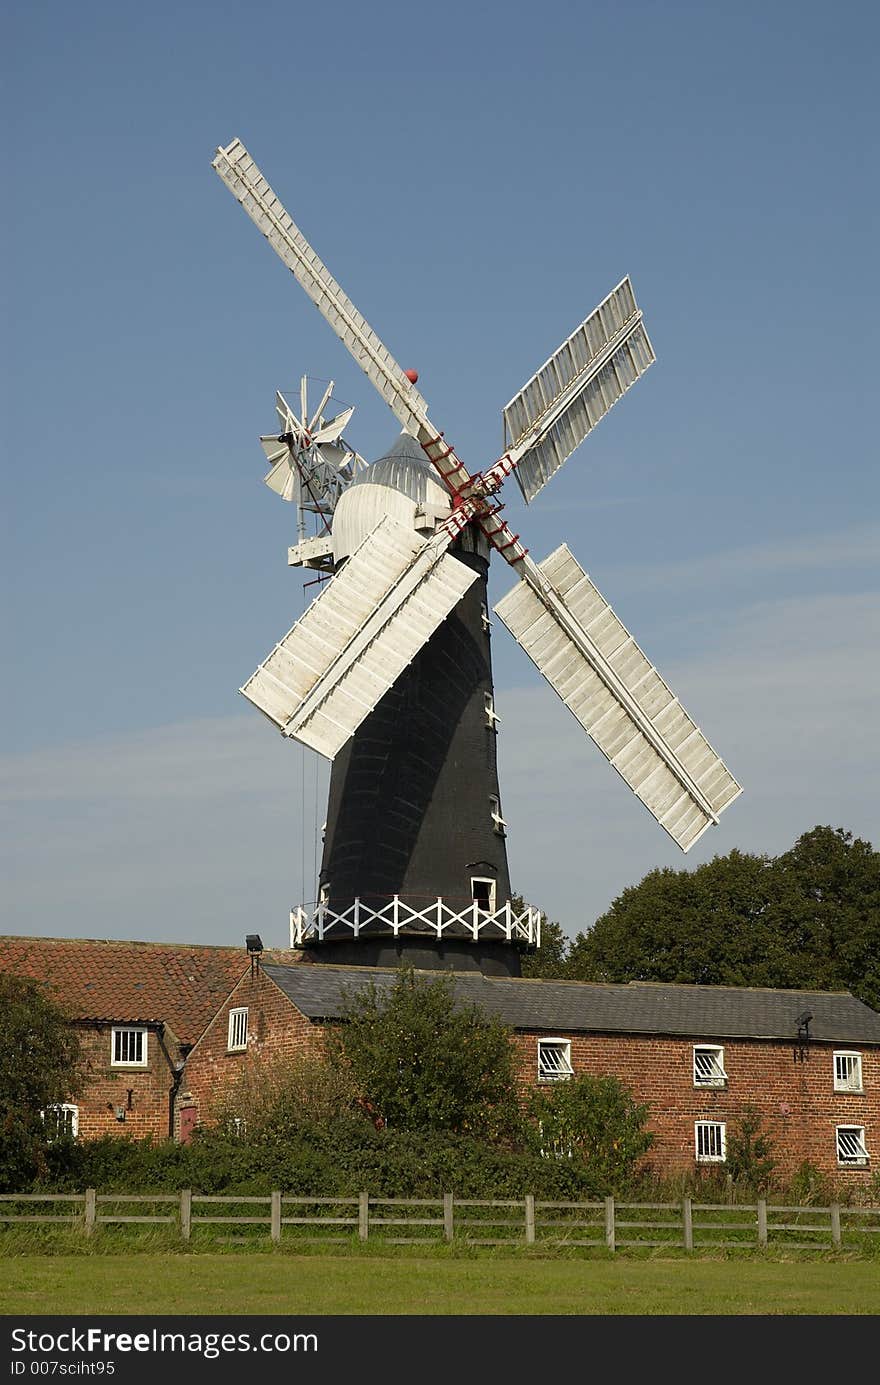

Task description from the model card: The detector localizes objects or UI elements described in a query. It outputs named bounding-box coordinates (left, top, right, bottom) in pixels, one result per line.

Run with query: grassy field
left=1, top=1252, right=879, bottom=1315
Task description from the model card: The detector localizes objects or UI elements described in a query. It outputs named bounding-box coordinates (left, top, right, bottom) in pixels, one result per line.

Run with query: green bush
left=526, top=1074, right=654, bottom=1194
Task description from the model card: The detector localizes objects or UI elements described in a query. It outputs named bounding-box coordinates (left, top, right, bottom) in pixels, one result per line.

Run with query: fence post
left=682, top=1196, right=693, bottom=1251
left=84, top=1188, right=96, bottom=1238
left=604, top=1195, right=616, bottom=1252
left=524, top=1194, right=535, bottom=1245
left=756, top=1198, right=768, bottom=1248
left=358, top=1191, right=369, bottom=1242
left=443, top=1192, right=454, bottom=1243
left=179, top=1189, right=192, bottom=1243
left=830, top=1202, right=841, bottom=1248
left=270, top=1191, right=282, bottom=1244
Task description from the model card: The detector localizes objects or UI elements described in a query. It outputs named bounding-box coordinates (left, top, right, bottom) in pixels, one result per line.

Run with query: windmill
left=213, top=138, right=742, bottom=976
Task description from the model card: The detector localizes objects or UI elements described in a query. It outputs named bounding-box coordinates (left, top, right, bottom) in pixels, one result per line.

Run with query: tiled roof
left=0, top=936, right=255, bottom=1045
left=261, top=963, right=880, bottom=1045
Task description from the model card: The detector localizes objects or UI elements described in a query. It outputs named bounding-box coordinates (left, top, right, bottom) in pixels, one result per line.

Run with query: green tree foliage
left=527, top=1074, right=654, bottom=1193
left=566, top=827, right=880, bottom=1009
left=326, top=967, right=520, bottom=1139
left=725, top=1105, right=776, bottom=1191
left=211, top=1051, right=366, bottom=1145
left=517, top=907, right=571, bottom=979
left=0, top=975, right=84, bottom=1191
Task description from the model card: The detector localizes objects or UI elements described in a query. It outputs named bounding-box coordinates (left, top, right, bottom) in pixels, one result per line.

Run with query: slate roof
left=0, top=936, right=252, bottom=1045
left=261, top=963, right=880, bottom=1045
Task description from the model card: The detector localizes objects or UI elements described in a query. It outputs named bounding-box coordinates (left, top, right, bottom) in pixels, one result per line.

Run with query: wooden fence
left=1, top=1193, right=878, bottom=1251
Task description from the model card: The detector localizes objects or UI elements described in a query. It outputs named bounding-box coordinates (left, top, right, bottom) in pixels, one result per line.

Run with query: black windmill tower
left=214, top=140, right=742, bottom=977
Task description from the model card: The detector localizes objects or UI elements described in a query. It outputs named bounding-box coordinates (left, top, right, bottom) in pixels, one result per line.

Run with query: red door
left=179, top=1106, right=197, bottom=1144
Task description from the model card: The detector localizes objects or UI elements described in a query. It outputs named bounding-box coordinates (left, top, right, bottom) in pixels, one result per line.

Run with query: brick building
left=5, top=937, right=878, bottom=1181
left=0, top=937, right=253, bottom=1140
left=180, top=961, right=880, bottom=1182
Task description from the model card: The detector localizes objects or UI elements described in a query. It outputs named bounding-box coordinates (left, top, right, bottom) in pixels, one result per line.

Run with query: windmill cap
left=331, top=432, right=451, bottom=563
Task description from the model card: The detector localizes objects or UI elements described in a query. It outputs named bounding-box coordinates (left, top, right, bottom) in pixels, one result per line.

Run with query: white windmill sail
left=495, top=545, right=741, bottom=850
left=241, top=516, right=478, bottom=758
left=502, top=278, right=655, bottom=504
left=213, top=140, right=430, bottom=438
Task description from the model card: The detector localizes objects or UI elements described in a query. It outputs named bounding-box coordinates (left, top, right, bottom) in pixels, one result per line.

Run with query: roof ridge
left=0, top=935, right=247, bottom=953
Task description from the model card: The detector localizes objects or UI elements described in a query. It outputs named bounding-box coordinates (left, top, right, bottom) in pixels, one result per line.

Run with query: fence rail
left=0, top=1192, right=878, bottom=1250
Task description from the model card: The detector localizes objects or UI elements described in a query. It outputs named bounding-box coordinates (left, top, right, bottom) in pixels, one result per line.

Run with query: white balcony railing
left=289, top=897, right=541, bottom=948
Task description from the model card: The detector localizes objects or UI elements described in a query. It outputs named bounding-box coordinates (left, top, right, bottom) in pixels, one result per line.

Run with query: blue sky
left=3, top=0, right=878, bottom=948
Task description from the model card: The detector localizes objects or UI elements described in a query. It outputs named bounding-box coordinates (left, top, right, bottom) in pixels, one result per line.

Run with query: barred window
left=833, top=1052, right=863, bottom=1093
left=227, top=1007, right=249, bottom=1052
left=695, top=1121, right=726, bottom=1162
left=836, top=1126, right=869, bottom=1166
left=41, top=1104, right=78, bottom=1141
left=693, top=1045, right=727, bottom=1088
left=111, top=1027, right=147, bottom=1067
left=538, top=1038, right=573, bottom=1082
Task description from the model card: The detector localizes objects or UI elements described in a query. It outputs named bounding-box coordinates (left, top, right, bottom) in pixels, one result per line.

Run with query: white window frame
left=40, top=1103, right=79, bottom=1140
left=836, top=1125, right=869, bottom=1167
left=833, top=1051, right=863, bottom=1093
left=471, top=876, right=497, bottom=916
left=695, top=1120, right=727, bottom=1163
left=537, top=1037, right=573, bottom=1083
left=227, top=1007, right=249, bottom=1052
left=489, top=795, right=506, bottom=834
left=484, top=692, right=501, bottom=730
left=111, top=1027, right=148, bottom=1067
left=693, top=1044, right=727, bottom=1088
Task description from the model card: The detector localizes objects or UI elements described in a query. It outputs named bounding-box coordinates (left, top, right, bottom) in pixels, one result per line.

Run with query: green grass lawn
left=1, top=1253, right=878, bottom=1315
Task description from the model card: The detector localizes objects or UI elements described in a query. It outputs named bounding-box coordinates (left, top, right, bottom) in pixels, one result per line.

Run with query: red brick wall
left=72, top=1025, right=176, bottom=1141
left=177, top=974, right=878, bottom=1183
left=513, top=1030, right=879, bottom=1182
left=176, top=966, right=321, bottom=1135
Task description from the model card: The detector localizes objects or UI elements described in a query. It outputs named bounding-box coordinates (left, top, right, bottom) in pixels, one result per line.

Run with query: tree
left=515, top=894, right=572, bottom=979
left=326, top=967, right=520, bottom=1139
left=725, top=1105, right=776, bottom=1191
left=0, top=975, right=85, bottom=1191
left=527, top=1074, right=653, bottom=1193
left=210, top=1050, right=365, bottom=1143
left=566, top=827, right=880, bottom=1009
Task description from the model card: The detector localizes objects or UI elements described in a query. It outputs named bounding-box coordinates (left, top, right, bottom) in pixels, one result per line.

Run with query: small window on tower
left=489, top=795, right=506, bottom=835
left=471, top=877, right=496, bottom=915
left=484, top=693, right=501, bottom=731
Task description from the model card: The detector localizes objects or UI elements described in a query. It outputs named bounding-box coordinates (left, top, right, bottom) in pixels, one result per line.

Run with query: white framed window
left=538, top=1038, right=573, bottom=1082
left=484, top=693, right=501, bottom=730
left=695, top=1121, right=726, bottom=1162
left=471, top=877, right=497, bottom=915
left=111, top=1027, right=147, bottom=1067
left=836, top=1126, right=869, bottom=1166
left=833, top=1052, right=863, bottom=1093
left=41, top=1104, right=78, bottom=1140
left=227, top=1007, right=249, bottom=1052
left=693, top=1045, right=727, bottom=1088
left=489, top=795, right=506, bottom=834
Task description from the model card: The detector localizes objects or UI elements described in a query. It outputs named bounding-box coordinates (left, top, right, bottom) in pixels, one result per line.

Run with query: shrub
left=326, top=967, right=521, bottom=1139
left=725, top=1105, right=776, bottom=1191
left=526, top=1074, right=654, bottom=1194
